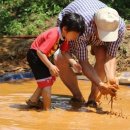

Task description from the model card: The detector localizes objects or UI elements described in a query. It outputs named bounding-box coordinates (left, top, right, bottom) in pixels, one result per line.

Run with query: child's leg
left=30, top=87, right=42, bottom=102
left=27, top=49, right=54, bottom=109
left=26, top=87, right=42, bottom=108
left=42, top=86, right=51, bottom=110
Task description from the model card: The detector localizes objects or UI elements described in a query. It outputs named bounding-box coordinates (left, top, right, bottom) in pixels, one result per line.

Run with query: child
left=26, top=13, right=85, bottom=110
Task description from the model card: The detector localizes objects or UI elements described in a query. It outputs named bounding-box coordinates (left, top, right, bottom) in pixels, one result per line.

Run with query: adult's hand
left=98, top=82, right=118, bottom=97
left=109, top=78, right=119, bottom=89
left=72, top=62, right=82, bottom=73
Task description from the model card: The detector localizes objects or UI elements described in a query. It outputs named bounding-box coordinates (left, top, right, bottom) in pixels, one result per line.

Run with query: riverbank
left=0, top=29, right=130, bottom=76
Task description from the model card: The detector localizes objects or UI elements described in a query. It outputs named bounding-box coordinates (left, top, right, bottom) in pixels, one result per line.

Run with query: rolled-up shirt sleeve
left=69, top=38, right=88, bottom=61
left=76, top=43, right=88, bottom=61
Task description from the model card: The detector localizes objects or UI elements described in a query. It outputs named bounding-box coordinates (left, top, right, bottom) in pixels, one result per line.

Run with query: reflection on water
left=7, top=94, right=111, bottom=115
left=9, top=94, right=85, bottom=112
left=51, top=95, right=73, bottom=110
left=51, top=95, right=83, bottom=111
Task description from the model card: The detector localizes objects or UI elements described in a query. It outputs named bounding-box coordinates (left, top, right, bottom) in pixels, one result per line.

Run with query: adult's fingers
left=109, top=87, right=117, bottom=92
left=112, top=84, right=119, bottom=89
left=109, top=91, right=116, bottom=97
left=99, top=88, right=108, bottom=95
left=99, top=87, right=116, bottom=97
left=108, top=87, right=117, bottom=97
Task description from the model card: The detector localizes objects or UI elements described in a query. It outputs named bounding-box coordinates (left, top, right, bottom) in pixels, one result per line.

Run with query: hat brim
left=97, top=27, right=119, bottom=42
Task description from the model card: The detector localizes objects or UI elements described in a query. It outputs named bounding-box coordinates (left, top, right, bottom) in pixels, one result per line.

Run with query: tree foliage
left=0, top=0, right=129, bottom=35
left=100, top=0, right=130, bottom=20
left=0, top=0, right=73, bottom=35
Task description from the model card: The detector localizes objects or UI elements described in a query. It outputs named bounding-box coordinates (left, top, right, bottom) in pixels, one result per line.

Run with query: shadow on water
left=9, top=94, right=109, bottom=114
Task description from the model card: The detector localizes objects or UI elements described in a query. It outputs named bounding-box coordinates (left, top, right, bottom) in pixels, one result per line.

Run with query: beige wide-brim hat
left=94, top=7, right=120, bottom=42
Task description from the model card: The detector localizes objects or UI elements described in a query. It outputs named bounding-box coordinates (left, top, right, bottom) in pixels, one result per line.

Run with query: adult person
left=54, top=0, right=125, bottom=108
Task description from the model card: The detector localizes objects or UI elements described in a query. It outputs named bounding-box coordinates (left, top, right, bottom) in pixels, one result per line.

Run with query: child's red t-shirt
left=31, top=27, right=69, bottom=57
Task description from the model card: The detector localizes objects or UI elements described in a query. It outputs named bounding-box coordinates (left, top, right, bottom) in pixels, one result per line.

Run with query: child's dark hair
left=60, top=13, right=85, bottom=35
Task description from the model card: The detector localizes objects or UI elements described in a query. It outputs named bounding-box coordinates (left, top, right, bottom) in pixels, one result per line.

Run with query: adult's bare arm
left=79, top=59, right=117, bottom=95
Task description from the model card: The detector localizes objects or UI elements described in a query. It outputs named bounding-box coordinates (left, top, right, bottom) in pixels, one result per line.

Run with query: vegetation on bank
left=0, top=0, right=129, bottom=35
left=101, top=0, right=130, bottom=21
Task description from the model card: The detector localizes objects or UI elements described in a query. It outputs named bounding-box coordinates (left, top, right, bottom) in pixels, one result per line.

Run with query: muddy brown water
left=0, top=78, right=130, bottom=130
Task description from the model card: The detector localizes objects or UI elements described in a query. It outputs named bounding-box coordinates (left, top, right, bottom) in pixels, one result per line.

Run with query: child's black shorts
left=27, top=49, right=51, bottom=80
left=27, top=49, right=55, bottom=88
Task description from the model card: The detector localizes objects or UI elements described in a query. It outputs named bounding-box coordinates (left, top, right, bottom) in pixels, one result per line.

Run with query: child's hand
left=49, top=65, right=59, bottom=77
left=72, top=61, right=82, bottom=73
